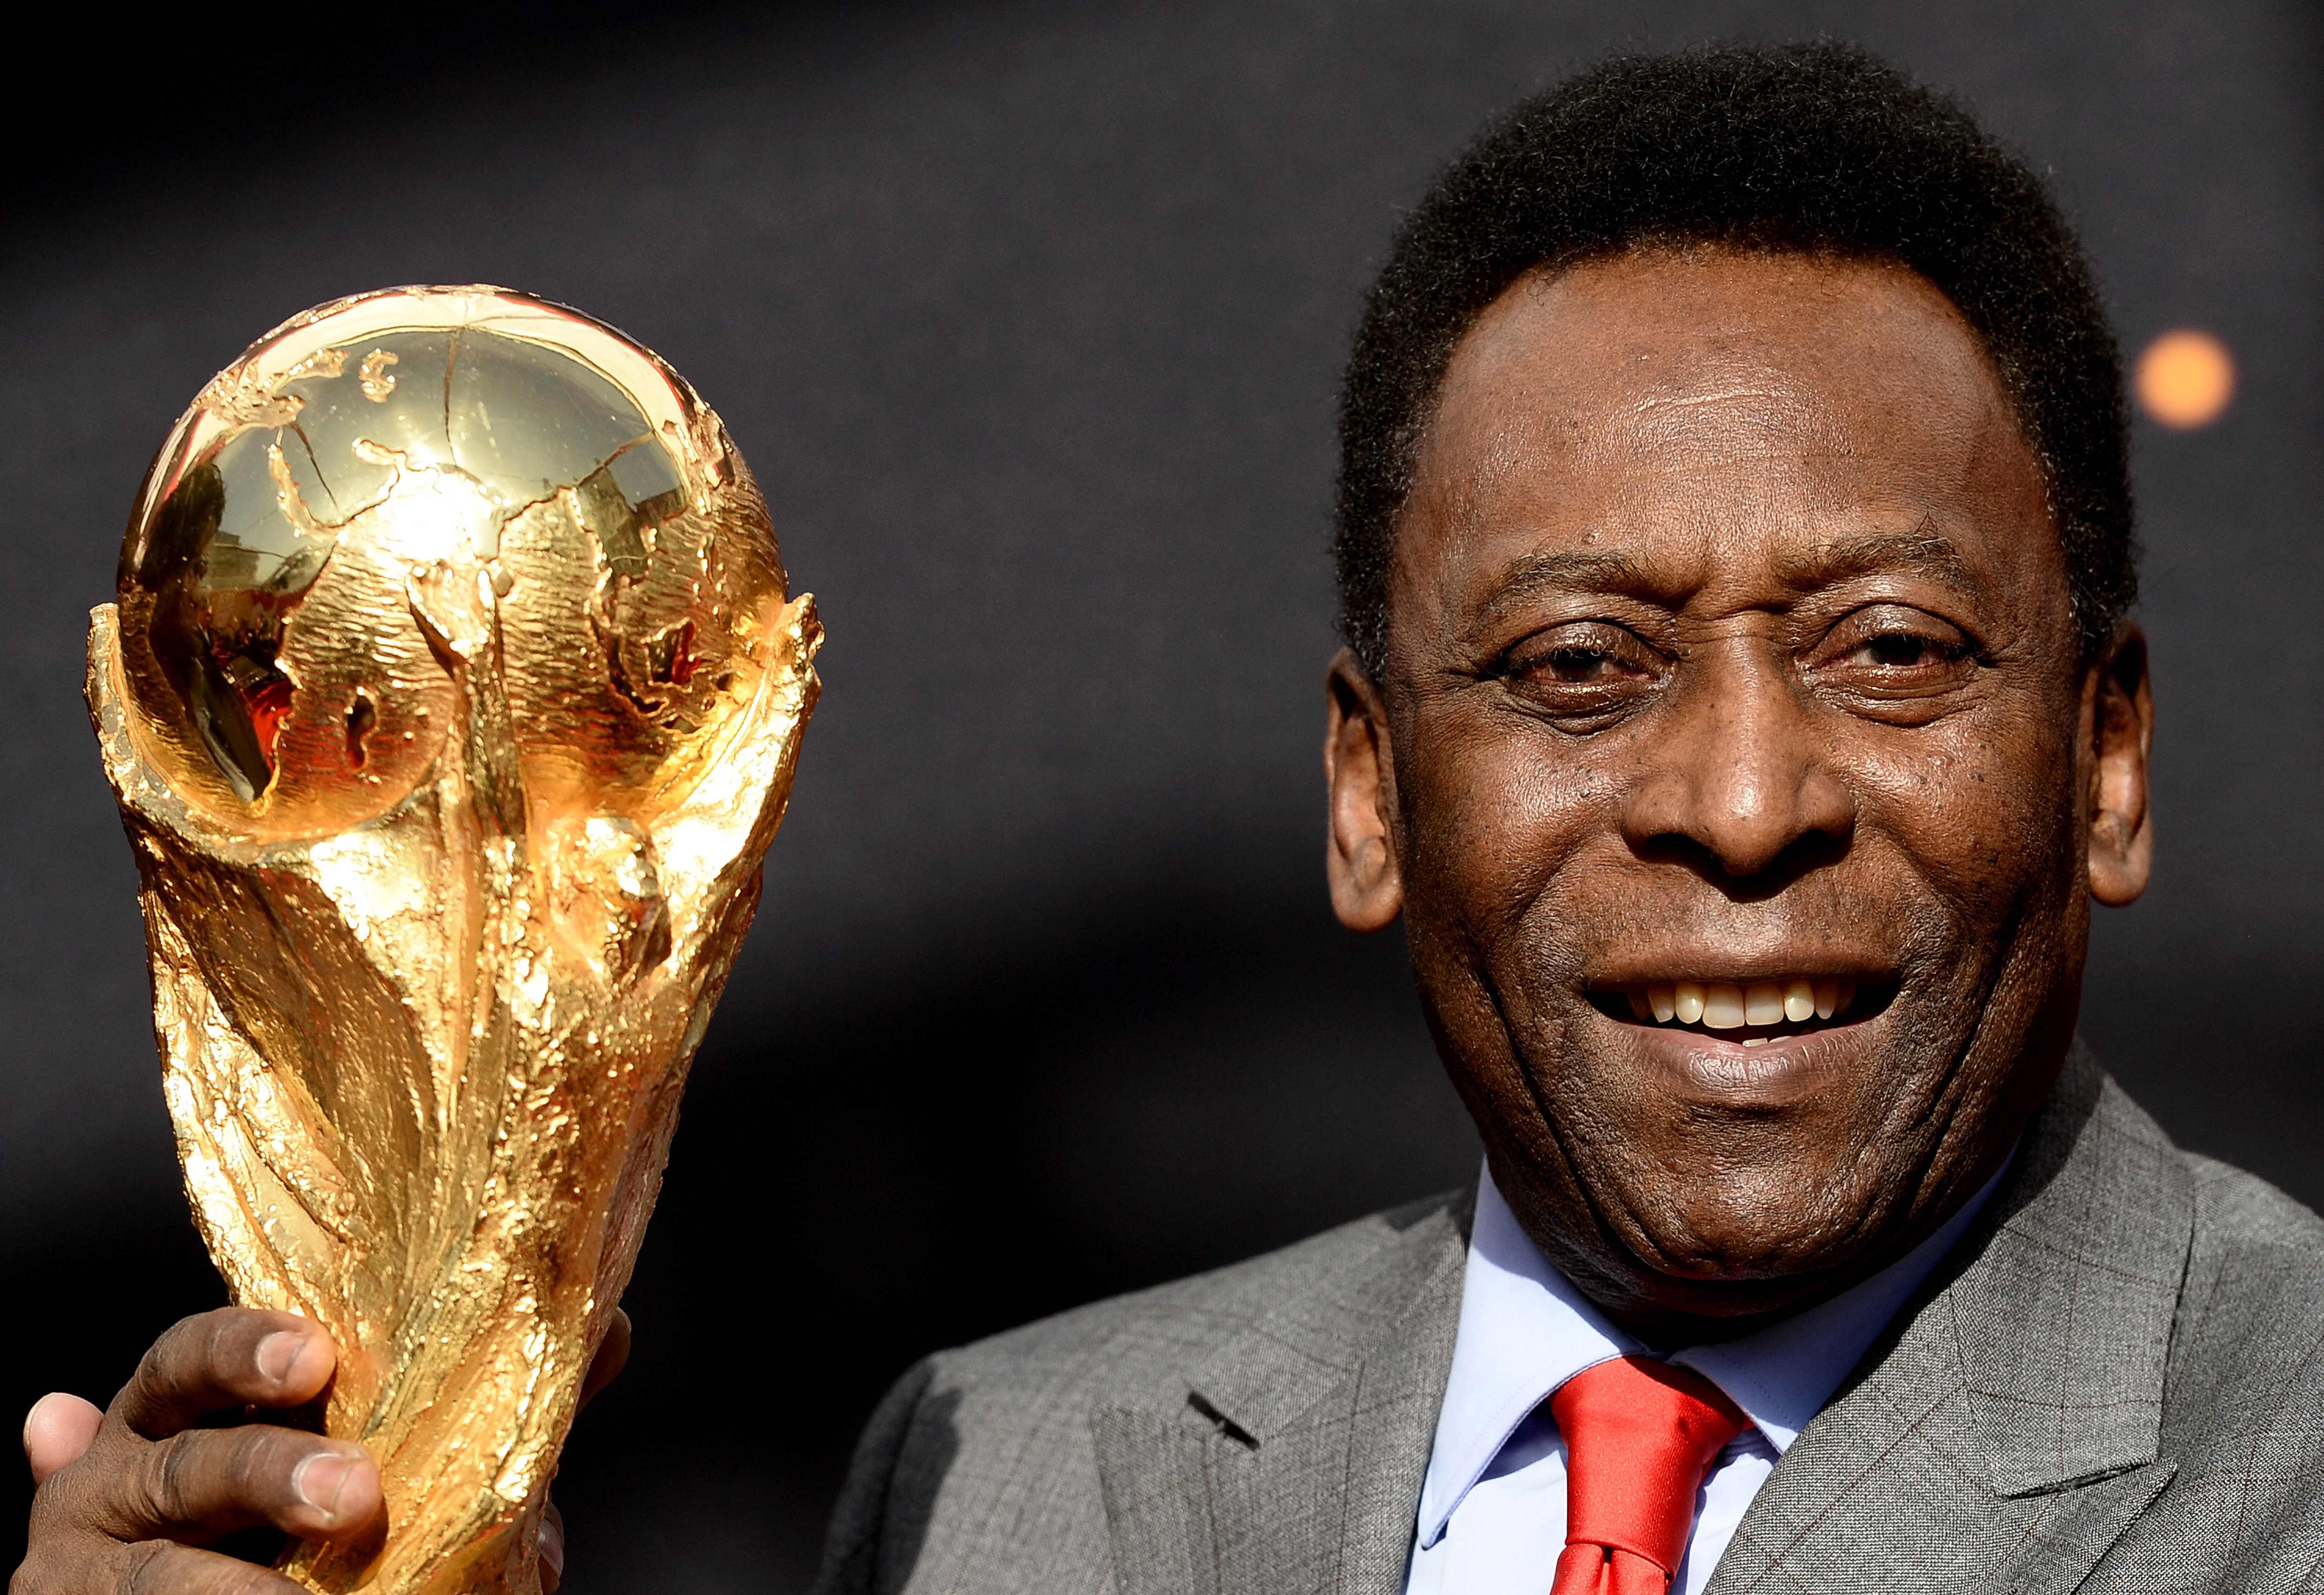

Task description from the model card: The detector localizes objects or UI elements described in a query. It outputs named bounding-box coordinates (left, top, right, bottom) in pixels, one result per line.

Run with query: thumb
left=578, top=1308, right=632, bottom=1412
left=23, top=1392, right=103, bottom=1484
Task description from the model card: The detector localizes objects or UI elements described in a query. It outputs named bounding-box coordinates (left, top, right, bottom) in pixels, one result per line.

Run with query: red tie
left=1547, top=1356, right=1750, bottom=1595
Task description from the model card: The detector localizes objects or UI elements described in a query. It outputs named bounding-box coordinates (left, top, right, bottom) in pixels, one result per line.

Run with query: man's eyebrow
left=1470, top=529, right=1986, bottom=624
left=1781, top=529, right=1983, bottom=593
left=1475, top=549, right=1662, bottom=617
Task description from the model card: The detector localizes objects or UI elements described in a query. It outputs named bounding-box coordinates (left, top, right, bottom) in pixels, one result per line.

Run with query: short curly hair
left=1334, top=41, right=2133, bottom=676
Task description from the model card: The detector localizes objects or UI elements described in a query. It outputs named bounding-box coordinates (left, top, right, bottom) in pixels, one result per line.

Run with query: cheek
left=1849, top=697, right=2084, bottom=923
left=1397, top=708, right=1623, bottom=941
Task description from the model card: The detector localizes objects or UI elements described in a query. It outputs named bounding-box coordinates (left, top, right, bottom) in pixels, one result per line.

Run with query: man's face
left=1325, top=250, right=2152, bottom=1339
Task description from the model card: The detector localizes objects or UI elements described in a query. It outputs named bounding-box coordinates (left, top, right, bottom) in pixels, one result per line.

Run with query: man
left=17, top=41, right=2324, bottom=1595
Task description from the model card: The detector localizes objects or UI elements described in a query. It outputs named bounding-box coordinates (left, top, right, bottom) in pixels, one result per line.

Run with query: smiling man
left=17, top=40, right=2324, bottom=1595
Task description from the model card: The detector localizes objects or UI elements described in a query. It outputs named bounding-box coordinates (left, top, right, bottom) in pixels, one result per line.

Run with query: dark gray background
left=2, top=1, right=2316, bottom=1588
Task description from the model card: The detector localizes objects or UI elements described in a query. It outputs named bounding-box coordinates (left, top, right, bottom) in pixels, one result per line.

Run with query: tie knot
left=1551, top=1356, right=1750, bottom=1582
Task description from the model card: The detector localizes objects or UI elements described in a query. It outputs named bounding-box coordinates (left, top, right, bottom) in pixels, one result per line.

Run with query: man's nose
left=1618, top=640, right=1855, bottom=880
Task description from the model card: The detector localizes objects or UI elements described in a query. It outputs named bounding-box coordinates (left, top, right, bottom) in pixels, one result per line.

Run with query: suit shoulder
left=924, top=1187, right=1470, bottom=1405
left=2178, top=1153, right=2324, bottom=1331
left=2120, top=1155, right=2324, bottom=1576
left=2185, top=1154, right=2324, bottom=1280
left=2165, top=1153, right=2324, bottom=1443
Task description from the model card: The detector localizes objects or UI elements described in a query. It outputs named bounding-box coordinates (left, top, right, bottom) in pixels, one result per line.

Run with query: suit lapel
left=1093, top=1195, right=1470, bottom=1595
left=1705, top=1045, right=2193, bottom=1594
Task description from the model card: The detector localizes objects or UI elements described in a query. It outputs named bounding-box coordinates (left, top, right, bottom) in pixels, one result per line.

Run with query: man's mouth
left=1591, top=977, right=1891, bottom=1047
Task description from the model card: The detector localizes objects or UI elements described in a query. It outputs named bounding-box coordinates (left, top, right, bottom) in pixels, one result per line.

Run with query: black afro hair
left=1334, top=40, right=2134, bottom=676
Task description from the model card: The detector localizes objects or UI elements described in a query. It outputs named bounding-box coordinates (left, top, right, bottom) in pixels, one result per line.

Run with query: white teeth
left=1784, top=979, right=1815, bottom=1023
left=1703, top=982, right=1746, bottom=1028
left=1625, top=975, right=1870, bottom=1034
left=1673, top=981, right=1705, bottom=1024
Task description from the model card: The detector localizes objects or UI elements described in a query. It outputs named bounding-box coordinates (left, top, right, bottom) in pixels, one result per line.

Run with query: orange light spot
left=2135, top=329, right=2235, bottom=429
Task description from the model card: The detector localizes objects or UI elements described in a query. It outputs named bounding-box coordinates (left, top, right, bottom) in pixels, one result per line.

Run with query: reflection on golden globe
left=115, top=285, right=788, bottom=838
left=88, top=287, right=819, bottom=1595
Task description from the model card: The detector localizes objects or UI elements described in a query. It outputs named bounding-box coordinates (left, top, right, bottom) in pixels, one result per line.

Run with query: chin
left=1618, top=1162, right=1896, bottom=1287
left=1499, top=996, right=1990, bottom=1298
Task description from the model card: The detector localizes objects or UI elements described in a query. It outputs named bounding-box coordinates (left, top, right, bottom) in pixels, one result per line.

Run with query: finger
left=24, top=1392, right=103, bottom=1484
left=103, top=1538, right=314, bottom=1595
left=539, top=1500, right=565, bottom=1594
left=578, top=1309, right=631, bottom=1411
left=114, top=1309, right=337, bottom=1438
left=92, top=1425, right=382, bottom=1544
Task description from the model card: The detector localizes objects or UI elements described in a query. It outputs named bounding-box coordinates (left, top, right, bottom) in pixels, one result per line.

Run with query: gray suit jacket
left=813, top=1050, right=2324, bottom=1592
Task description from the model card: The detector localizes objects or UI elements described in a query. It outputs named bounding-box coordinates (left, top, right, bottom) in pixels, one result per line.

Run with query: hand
left=13, top=1306, right=630, bottom=1595
left=13, top=1307, right=378, bottom=1594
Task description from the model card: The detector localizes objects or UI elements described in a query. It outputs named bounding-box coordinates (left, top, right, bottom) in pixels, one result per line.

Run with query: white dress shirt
left=1404, top=1161, right=2004, bottom=1595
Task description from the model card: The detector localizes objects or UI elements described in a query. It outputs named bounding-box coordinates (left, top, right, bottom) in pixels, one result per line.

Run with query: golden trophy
left=85, top=286, right=820, bottom=1595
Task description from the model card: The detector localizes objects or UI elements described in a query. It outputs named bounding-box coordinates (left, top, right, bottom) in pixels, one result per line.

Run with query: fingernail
left=292, top=1452, right=358, bottom=1523
left=540, top=1516, right=565, bottom=1579
left=256, top=1331, right=306, bottom=1384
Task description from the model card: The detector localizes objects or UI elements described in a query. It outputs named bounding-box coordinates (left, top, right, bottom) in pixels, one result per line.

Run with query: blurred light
left=2135, top=329, right=2236, bottom=429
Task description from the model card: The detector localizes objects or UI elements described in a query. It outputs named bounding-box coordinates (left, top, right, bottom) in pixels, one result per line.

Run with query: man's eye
left=1815, top=607, right=1980, bottom=703
left=1854, top=633, right=1956, bottom=669
left=1498, top=624, right=1660, bottom=718
left=1545, top=646, right=1620, bottom=682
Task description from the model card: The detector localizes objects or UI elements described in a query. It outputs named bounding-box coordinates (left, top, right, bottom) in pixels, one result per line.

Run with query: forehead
left=1397, top=249, right=2059, bottom=620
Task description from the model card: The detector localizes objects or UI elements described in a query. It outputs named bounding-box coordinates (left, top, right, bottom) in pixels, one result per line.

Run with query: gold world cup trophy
left=85, top=287, right=821, bottom=1595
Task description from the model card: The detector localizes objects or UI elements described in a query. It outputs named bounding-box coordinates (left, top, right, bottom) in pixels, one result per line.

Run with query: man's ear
left=2086, top=623, right=2154, bottom=907
left=1326, top=648, right=1404, bottom=932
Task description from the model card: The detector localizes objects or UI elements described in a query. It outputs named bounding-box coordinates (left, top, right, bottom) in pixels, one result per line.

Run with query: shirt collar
left=1414, top=1157, right=2005, bottom=1549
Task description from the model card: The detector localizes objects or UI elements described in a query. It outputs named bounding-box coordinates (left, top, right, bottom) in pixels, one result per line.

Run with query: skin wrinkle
left=124, top=1536, right=169, bottom=1595
left=1627, top=383, right=1791, bottom=413
left=1324, top=247, right=2152, bottom=1345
